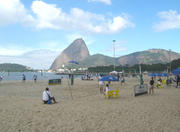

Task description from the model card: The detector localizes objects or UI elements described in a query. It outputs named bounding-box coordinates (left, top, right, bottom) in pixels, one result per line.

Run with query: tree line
left=88, top=58, right=180, bottom=73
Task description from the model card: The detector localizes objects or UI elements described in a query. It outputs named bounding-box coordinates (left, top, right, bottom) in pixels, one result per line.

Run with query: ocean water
left=0, top=72, right=71, bottom=81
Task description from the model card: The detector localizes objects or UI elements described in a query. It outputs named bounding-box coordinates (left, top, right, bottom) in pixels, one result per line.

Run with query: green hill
left=0, top=63, right=33, bottom=72
left=79, top=54, right=115, bottom=67
left=77, top=49, right=180, bottom=68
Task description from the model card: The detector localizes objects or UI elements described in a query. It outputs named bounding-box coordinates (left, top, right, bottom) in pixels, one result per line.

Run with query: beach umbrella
left=68, top=60, right=79, bottom=64
left=172, top=68, right=180, bottom=75
left=100, top=75, right=119, bottom=81
left=110, top=71, right=118, bottom=74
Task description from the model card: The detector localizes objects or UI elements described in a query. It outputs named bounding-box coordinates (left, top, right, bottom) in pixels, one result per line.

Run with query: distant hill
left=79, top=54, right=114, bottom=67
left=117, top=49, right=180, bottom=66
left=50, top=38, right=90, bottom=70
left=0, top=63, right=33, bottom=72
left=50, top=38, right=180, bottom=70
left=79, top=49, right=180, bottom=67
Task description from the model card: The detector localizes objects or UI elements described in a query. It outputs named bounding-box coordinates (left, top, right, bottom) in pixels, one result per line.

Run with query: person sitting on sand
left=42, top=87, right=57, bottom=104
left=149, top=77, right=154, bottom=95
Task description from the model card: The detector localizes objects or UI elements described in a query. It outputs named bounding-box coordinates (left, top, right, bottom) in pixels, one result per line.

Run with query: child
left=105, top=84, right=110, bottom=95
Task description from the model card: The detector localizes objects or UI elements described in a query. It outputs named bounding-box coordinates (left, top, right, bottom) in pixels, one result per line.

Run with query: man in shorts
left=98, top=75, right=104, bottom=94
left=149, top=77, right=154, bottom=95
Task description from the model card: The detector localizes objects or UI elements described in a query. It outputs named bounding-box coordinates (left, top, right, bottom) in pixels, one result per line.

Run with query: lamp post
left=113, top=40, right=116, bottom=71
left=169, top=49, right=171, bottom=73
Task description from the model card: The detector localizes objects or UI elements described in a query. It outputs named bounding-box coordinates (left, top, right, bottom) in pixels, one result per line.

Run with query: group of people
left=98, top=75, right=124, bottom=95
left=98, top=75, right=111, bottom=95
left=22, top=74, right=37, bottom=82
left=149, top=74, right=180, bottom=95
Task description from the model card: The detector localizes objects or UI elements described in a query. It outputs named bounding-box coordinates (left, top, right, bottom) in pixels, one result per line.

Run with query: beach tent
left=157, top=73, right=162, bottom=77
left=161, top=73, right=169, bottom=77
left=110, top=71, right=118, bottom=75
left=100, top=75, right=119, bottom=81
left=172, top=68, right=180, bottom=75
left=148, top=73, right=159, bottom=77
left=148, top=73, right=169, bottom=77
left=148, top=73, right=156, bottom=77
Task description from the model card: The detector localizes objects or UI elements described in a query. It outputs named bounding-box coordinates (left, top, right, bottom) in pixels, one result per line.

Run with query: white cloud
left=88, top=0, right=112, bottom=5
left=0, top=45, right=32, bottom=56
left=37, top=41, right=65, bottom=52
left=153, top=10, right=180, bottom=31
left=0, top=49, right=60, bottom=69
left=0, top=0, right=34, bottom=26
left=30, top=1, right=134, bottom=33
left=0, top=0, right=134, bottom=34
left=0, top=41, right=65, bottom=69
left=0, top=40, right=66, bottom=69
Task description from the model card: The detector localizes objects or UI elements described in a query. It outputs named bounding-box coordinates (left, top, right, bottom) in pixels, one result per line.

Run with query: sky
left=0, top=0, right=180, bottom=69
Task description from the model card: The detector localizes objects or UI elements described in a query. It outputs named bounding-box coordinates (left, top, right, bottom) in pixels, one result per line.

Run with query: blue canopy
left=157, top=73, right=162, bottom=77
left=148, top=73, right=156, bottom=77
left=148, top=73, right=157, bottom=77
left=161, top=73, right=169, bottom=77
left=148, top=73, right=169, bottom=77
left=100, top=75, right=119, bottom=81
left=172, top=68, right=180, bottom=75
left=68, top=60, right=79, bottom=64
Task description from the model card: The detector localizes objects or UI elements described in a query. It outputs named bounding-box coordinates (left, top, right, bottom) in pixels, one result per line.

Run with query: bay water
left=0, top=72, right=71, bottom=81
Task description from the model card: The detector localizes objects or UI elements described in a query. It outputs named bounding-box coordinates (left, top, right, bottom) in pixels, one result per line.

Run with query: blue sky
left=0, top=0, right=180, bottom=69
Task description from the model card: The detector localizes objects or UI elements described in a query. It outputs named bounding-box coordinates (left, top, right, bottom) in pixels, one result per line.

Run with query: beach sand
left=0, top=76, right=180, bottom=132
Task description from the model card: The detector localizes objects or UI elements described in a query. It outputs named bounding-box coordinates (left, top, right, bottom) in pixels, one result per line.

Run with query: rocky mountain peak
left=50, top=38, right=89, bottom=70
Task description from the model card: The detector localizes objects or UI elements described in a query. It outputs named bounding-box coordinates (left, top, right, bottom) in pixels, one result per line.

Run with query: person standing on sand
left=121, top=77, right=125, bottom=86
left=98, top=75, right=104, bottom=94
left=22, top=74, right=26, bottom=82
left=0, top=75, right=2, bottom=82
left=105, top=84, right=110, bottom=96
left=42, top=87, right=57, bottom=104
left=33, top=74, right=37, bottom=83
left=176, top=75, right=180, bottom=88
left=149, top=77, right=154, bottom=95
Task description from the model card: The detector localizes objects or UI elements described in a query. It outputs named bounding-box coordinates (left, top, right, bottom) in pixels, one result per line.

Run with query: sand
left=0, top=76, right=180, bottom=132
